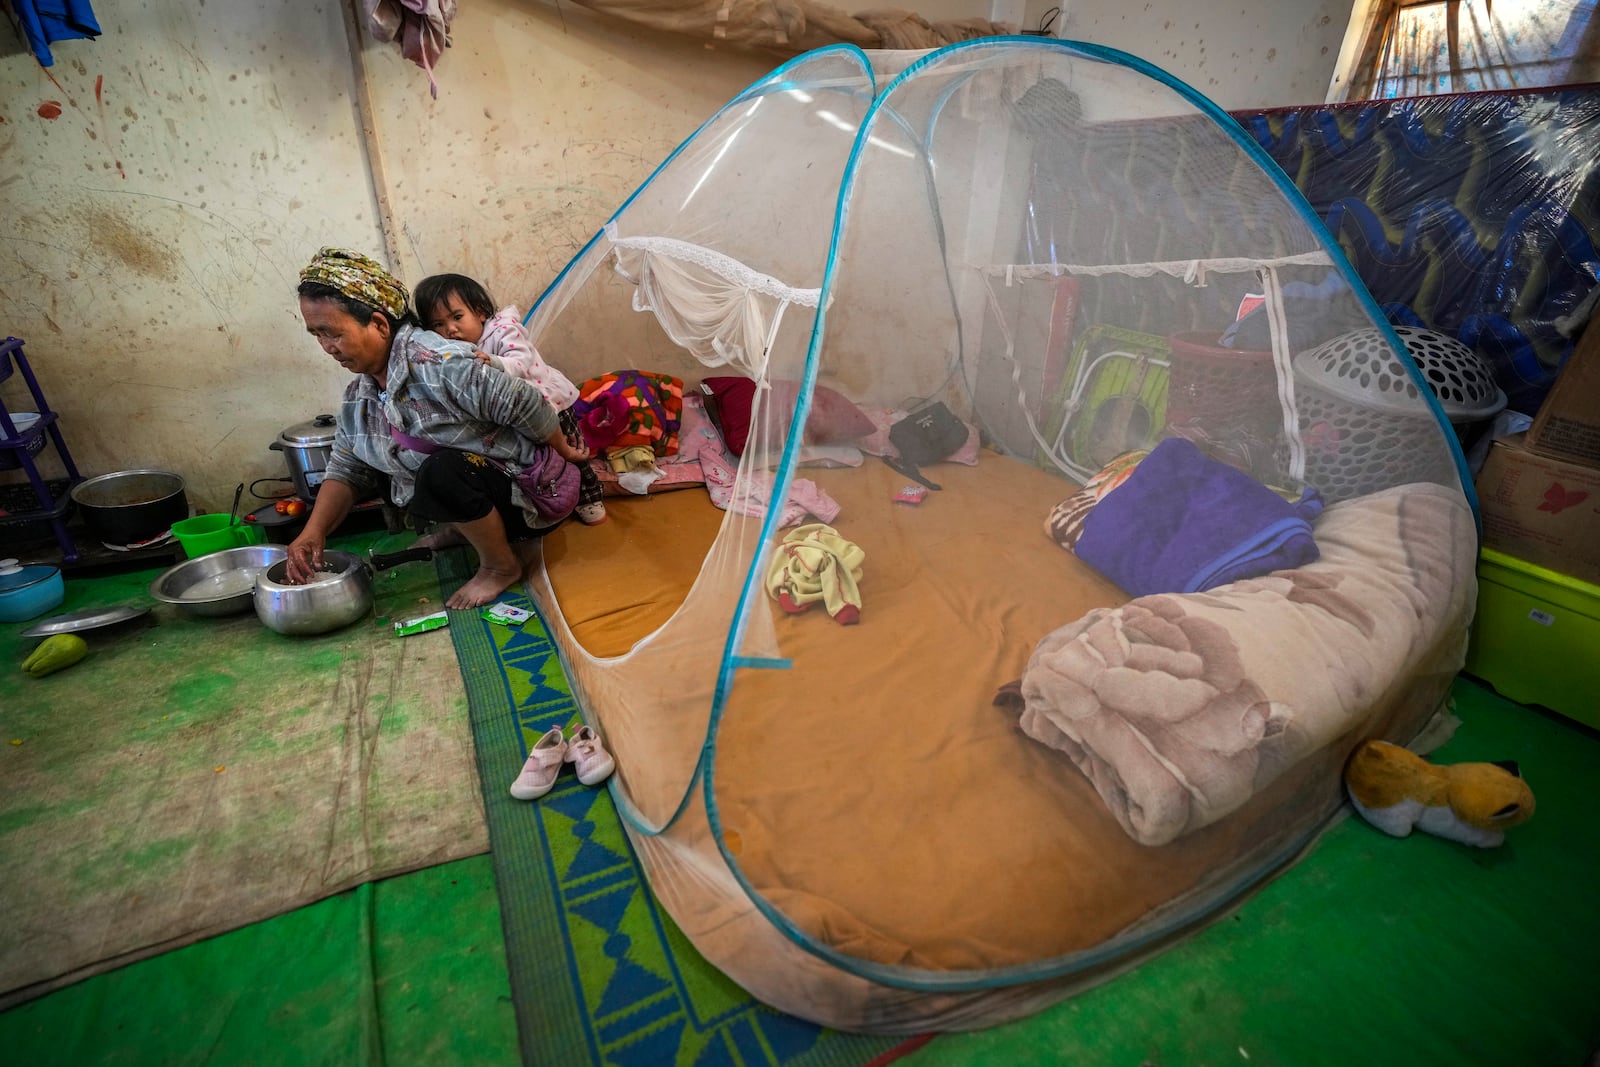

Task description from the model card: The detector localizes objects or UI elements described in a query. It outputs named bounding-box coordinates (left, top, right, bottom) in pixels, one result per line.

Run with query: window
left=1332, top=0, right=1599, bottom=100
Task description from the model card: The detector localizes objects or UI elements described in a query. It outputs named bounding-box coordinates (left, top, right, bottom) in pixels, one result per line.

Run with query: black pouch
left=886, top=402, right=967, bottom=490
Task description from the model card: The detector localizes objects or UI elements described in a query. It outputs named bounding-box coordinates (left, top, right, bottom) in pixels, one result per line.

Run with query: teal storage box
left=1465, top=548, right=1600, bottom=730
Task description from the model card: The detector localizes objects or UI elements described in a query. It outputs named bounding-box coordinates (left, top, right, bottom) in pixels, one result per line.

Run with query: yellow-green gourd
left=22, top=634, right=89, bottom=677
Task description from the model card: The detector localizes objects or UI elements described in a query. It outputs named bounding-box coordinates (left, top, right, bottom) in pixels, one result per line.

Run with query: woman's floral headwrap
left=299, top=247, right=409, bottom=319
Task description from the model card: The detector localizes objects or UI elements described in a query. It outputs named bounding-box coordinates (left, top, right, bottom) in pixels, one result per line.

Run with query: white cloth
left=607, top=224, right=820, bottom=379
left=618, top=469, right=665, bottom=495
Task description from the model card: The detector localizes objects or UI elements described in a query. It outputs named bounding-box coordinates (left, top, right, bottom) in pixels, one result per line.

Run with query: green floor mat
left=0, top=529, right=485, bottom=1004
left=0, top=854, right=518, bottom=1066
left=436, top=549, right=914, bottom=1067
left=904, top=679, right=1600, bottom=1066
left=7, top=541, right=1591, bottom=1067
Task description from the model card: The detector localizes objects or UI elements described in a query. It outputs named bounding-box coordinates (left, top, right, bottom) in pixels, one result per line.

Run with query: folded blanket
left=1073, top=437, right=1323, bottom=596
left=1002, top=482, right=1475, bottom=846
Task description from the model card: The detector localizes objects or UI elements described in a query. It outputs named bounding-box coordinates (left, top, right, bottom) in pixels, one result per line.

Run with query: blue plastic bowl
left=0, top=563, right=65, bottom=623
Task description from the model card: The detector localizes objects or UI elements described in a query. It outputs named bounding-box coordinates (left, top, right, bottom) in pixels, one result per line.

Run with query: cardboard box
left=1526, top=320, right=1600, bottom=468
left=1475, top=433, right=1600, bottom=586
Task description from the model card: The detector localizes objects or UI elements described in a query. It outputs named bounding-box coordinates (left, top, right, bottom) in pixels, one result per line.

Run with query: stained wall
left=1, top=0, right=1350, bottom=510
left=1026, top=0, right=1354, bottom=108
left=1, top=1, right=387, bottom=509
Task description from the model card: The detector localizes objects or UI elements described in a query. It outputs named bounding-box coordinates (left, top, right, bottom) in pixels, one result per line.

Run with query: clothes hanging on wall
left=6, top=0, right=101, bottom=68
left=363, top=0, right=456, bottom=98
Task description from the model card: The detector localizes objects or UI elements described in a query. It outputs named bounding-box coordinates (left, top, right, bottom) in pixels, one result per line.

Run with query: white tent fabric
left=518, top=40, right=1476, bottom=1031
left=607, top=223, right=823, bottom=377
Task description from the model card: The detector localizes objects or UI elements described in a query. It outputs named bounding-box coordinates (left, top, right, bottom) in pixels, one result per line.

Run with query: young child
left=415, top=273, right=606, bottom=525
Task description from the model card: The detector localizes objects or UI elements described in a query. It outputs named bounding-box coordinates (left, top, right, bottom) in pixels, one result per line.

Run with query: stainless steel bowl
left=253, top=550, right=373, bottom=635
left=149, top=545, right=289, bottom=618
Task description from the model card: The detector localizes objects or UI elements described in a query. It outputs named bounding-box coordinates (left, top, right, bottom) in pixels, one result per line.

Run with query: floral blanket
left=573, top=371, right=683, bottom=456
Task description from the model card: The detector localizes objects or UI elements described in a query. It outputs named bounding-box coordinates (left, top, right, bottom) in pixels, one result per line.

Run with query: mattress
left=533, top=451, right=1469, bottom=1015
left=542, top=482, right=726, bottom=660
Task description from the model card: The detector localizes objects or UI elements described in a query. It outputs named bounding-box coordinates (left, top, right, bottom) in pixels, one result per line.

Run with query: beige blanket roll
left=1012, top=482, right=1477, bottom=847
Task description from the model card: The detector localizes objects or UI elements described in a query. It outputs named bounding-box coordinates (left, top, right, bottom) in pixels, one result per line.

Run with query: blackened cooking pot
left=70, top=469, right=189, bottom=546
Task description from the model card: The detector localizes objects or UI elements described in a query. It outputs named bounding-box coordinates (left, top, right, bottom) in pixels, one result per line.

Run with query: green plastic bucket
left=172, top=513, right=265, bottom=558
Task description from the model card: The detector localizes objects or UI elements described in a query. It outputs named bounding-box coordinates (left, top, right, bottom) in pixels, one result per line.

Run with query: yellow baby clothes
left=607, top=445, right=658, bottom=475
left=764, top=523, right=864, bottom=624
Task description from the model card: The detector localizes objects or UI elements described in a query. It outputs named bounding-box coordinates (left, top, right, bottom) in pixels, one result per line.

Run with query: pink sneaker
left=509, top=726, right=568, bottom=800
left=564, top=725, right=615, bottom=786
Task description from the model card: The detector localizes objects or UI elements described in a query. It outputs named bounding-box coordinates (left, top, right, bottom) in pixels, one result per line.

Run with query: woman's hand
left=285, top=529, right=326, bottom=584
left=284, top=479, right=358, bottom=583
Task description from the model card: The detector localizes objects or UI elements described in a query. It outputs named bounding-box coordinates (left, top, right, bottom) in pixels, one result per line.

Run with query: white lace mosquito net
left=518, top=39, right=1478, bottom=1032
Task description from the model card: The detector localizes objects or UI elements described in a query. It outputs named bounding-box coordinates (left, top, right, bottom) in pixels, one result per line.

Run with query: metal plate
left=20, top=603, right=152, bottom=638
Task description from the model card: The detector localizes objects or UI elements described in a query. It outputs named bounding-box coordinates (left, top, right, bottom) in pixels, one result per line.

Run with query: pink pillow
left=700, top=377, right=875, bottom=456
left=771, top=380, right=876, bottom=445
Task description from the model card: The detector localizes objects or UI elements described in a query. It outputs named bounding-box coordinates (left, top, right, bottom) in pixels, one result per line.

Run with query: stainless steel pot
left=149, top=544, right=288, bottom=618
left=70, top=469, right=189, bottom=545
left=254, top=550, right=373, bottom=635
left=269, top=414, right=336, bottom=500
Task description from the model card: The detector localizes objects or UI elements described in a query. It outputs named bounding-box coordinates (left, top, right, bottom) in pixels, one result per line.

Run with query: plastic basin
left=172, top=513, right=265, bottom=559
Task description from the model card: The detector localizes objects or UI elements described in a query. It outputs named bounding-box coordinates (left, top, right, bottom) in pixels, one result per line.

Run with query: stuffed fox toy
left=1344, top=740, right=1535, bottom=848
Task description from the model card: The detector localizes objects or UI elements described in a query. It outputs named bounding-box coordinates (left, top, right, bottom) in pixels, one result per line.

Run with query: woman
left=287, top=248, right=589, bottom=609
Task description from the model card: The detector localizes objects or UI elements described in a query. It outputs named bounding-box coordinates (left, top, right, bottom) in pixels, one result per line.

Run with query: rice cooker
left=269, top=414, right=337, bottom=500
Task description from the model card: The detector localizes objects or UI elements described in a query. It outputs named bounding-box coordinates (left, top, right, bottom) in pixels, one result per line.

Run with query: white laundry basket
left=1293, top=326, right=1502, bottom=501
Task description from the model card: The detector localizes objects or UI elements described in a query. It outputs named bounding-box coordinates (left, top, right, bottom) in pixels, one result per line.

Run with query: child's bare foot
left=447, top=560, right=524, bottom=609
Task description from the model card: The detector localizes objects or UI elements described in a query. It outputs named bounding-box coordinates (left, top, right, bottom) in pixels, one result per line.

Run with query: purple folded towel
left=1073, top=437, right=1323, bottom=596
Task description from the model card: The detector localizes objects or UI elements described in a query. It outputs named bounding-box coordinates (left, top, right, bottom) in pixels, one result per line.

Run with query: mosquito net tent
left=519, top=39, right=1479, bottom=1031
